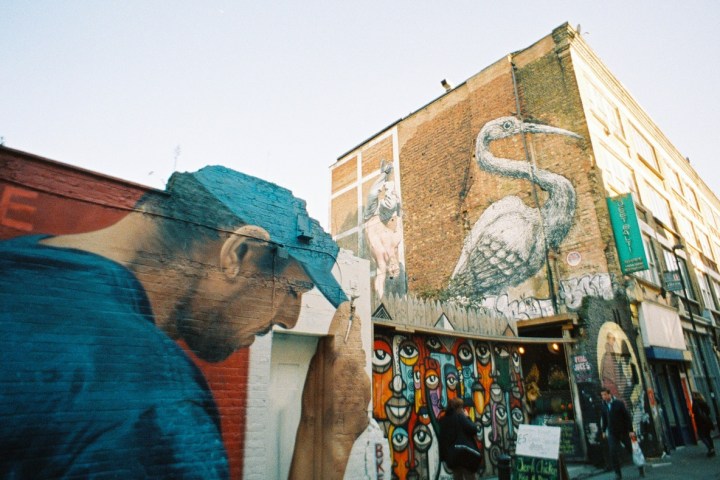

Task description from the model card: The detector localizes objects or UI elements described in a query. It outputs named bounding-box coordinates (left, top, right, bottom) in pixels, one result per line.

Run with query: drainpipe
left=508, top=55, right=559, bottom=313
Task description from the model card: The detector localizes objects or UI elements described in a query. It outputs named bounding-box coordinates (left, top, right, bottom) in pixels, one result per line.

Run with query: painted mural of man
left=0, top=166, right=347, bottom=478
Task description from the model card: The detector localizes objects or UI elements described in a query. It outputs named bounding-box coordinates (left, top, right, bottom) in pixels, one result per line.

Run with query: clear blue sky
left=2, top=1, right=719, bottom=228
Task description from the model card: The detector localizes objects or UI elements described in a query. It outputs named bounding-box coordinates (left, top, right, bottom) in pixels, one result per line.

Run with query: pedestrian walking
left=438, top=397, right=482, bottom=480
left=692, top=391, right=716, bottom=457
left=600, top=388, right=645, bottom=479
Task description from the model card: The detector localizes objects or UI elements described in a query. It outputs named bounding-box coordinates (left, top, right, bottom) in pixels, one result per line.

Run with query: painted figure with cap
left=0, top=166, right=347, bottom=479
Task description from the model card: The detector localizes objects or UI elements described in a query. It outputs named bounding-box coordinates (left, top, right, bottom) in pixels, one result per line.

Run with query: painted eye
left=511, top=350, right=520, bottom=367
left=481, top=408, right=492, bottom=427
left=391, top=428, right=409, bottom=452
left=458, top=344, right=473, bottom=365
left=476, top=343, right=491, bottom=365
left=373, top=349, right=392, bottom=373
left=426, top=337, right=442, bottom=351
left=413, top=424, right=433, bottom=452
left=399, top=341, right=419, bottom=365
left=425, top=374, right=440, bottom=390
left=495, top=405, right=508, bottom=425
left=495, top=345, right=509, bottom=358
left=512, top=407, right=524, bottom=425
left=413, top=370, right=421, bottom=386
left=446, top=373, right=458, bottom=390
left=503, top=121, right=513, bottom=129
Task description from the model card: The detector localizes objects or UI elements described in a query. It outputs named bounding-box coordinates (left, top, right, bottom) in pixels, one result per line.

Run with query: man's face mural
left=373, top=329, right=525, bottom=479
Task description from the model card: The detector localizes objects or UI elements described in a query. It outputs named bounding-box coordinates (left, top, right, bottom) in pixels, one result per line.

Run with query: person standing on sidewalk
left=692, top=391, right=716, bottom=457
left=438, top=397, right=482, bottom=480
left=600, top=388, right=645, bottom=479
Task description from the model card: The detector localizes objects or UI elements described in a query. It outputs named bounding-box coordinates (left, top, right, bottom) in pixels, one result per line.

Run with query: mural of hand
left=289, top=302, right=371, bottom=479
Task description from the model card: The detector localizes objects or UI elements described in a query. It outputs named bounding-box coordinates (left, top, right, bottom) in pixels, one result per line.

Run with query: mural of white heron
left=449, top=116, right=581, bottom=298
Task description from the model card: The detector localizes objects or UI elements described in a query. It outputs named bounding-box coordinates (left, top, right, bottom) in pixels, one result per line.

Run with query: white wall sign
left=515, top=424, right=561, bottom=460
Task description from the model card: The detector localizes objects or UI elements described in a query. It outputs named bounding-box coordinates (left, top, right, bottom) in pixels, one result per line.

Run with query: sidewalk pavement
left=486, top=441, right=719, bottom=480
left=566, top=442, right=719, bottom=480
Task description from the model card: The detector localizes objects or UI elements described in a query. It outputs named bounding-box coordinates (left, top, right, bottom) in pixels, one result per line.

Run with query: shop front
left=639, top=301, right=694, bottom=449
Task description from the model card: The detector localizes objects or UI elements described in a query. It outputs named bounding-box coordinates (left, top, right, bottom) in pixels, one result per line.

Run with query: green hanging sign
left=607, top=193, right=648, bottom=274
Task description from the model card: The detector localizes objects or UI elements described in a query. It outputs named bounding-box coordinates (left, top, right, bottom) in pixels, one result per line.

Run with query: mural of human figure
left=597, top=323, right=645, bottom=436
left=601, top=331, right=625, bottom=399
left=364, top=159, right=406, bottom=300
left=0, top=167, right=357, bottom=479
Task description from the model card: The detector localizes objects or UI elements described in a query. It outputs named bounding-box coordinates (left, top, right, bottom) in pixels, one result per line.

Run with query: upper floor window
left=713, top=279, right=720, bottom=310
left=595, top=146, right=637, bottom=195
left=635, top=236, right=660, bottom=285
left=676, top=214, right=697, bottom=248
left=697, top=229, right=713, bottom=260
left=640, top=182, right=673, bottom=226
left=666, top=167, right=683, bottom=194
left=683, top=183, right=700, bottom=211
left=585, top=80, right=623, bottom=136
left=663, top=249, right=696, bottom=300
left=630, top=125, right=659, bottom=170
left=699, top=273, right=718, bottom=310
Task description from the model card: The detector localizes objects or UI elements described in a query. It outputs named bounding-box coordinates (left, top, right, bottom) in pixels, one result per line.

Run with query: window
left=630, top=125, right=659, bottom=170
left=697, top=229, right=712, bottom=260
left=699, top=273, right=718, bottom=310
left=666, top=167, right=683, bottom=194
left=585, top=80, right=623, bottom=135
left=676, top=215, right=697, bottom=247
left=595, top=146, right=637, bottom=194
left=639, top=182, right=673, bottom=226
left=663, top=249, right=696, bottom=300
left=635, top=236, right=660, bottom=285
left=683, top=183, right=700, bottom=211
left=685, top=332, right=720, bottom=413
left=713, top=279, right=720, bottom=309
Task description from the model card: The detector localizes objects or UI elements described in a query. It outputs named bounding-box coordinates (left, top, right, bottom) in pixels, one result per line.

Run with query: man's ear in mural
left=219, top=225, right=271, bottom=279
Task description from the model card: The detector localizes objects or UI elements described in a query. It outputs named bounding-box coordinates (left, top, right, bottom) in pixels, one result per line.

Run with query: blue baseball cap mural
left=171, top=166, right=347, bottom=308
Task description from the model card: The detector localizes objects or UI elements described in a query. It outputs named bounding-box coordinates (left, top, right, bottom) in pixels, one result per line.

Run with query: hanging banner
left=607, top=194, right=648, bottom=274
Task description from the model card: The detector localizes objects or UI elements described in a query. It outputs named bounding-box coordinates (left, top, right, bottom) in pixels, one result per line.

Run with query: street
left=570, top=441, right=720, bottom=480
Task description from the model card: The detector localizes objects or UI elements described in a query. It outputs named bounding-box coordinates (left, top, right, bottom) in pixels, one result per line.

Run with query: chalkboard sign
left=512, top=455, right=559, bottom=480
left=547, top=420, right=582, bottom=460
left=513, top=425, right=570, bottom=480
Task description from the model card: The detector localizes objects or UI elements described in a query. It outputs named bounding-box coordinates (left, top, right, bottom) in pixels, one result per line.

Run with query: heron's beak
left=522, top=122, right=582, bottom=140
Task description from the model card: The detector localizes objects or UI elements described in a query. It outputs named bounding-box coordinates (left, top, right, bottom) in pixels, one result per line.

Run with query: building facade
left=330, top=23, right=720, bottom=476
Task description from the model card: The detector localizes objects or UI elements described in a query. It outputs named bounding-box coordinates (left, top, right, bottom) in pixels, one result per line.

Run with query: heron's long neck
left=477, top=138, right=576, bottom=247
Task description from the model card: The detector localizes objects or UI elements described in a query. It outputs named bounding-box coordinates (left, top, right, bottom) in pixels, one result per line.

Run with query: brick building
left=330, top=23, right=720, bottom=477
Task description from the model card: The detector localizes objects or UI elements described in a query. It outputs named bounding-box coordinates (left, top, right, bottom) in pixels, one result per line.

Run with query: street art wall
left=330, top=133, right=407, bottom=309
left=373, top=326, right=526, bottom=479
left=0, top=150, right=368, bottom=479
left=597, top=322, right=645, bottom=434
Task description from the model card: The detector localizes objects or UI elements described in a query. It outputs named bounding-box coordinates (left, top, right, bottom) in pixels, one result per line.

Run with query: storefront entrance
left=651, top=363, right=693, bottom=448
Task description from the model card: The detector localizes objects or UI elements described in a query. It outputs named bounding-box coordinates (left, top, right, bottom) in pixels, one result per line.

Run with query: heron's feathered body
left=449, top=117, right=580, bottom=298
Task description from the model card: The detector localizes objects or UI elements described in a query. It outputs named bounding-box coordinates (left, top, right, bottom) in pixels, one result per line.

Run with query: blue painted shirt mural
left=0, top=235, right=228, bottom=478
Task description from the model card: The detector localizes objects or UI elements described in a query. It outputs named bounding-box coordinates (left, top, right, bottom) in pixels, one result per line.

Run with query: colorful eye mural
left=373, top=327, right=527, bottom=479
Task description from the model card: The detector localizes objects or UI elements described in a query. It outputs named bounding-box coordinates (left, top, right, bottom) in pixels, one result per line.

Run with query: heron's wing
left=451, top=197, right=543, bottom=296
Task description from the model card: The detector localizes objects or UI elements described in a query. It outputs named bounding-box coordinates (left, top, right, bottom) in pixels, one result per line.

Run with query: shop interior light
left=518, top=346, right=526, bottom=355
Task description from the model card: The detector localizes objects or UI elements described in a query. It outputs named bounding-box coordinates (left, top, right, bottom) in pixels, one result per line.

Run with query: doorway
left=651, top=363, right=693, bottom=447
left=268, top=333, right=319, bottom=480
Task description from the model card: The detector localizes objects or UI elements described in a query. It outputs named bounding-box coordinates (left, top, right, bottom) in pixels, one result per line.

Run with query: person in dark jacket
left=692, top=392, right=716, bottom=457
left=600, top=388, right=644, bottom=479
left=438, top=397, right=481, bottom=480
